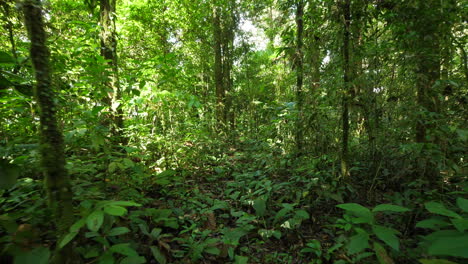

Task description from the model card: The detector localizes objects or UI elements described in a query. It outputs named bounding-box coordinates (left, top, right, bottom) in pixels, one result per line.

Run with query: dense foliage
left=0, top=0, right=466, bottom=263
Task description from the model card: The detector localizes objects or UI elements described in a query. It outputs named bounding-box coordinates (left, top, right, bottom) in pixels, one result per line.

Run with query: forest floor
left=109, top=140, right=385, bottom=264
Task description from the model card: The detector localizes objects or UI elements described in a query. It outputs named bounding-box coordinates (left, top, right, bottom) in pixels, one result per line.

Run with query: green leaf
left=337, top=203, right=371, bottom=213
left=451, top=218, right=468, bottom=233
left=347, top=231, right=369, bottom=255
left=58, top=231, right=79, bottom=249
left=70, top=218, right=86, bottom=232
left=337, top=203, right=374, bottom=223
left=86, top=210, right=104, bottom=232
left=123, top=158, right=134, bottom=168
left=14, top=247, right=50, bottom=264
left=99, top=201, right=142, bottom=208
left=110, top=243, right=138, bottom=257
left=373, top=242, right=394, bottom=264
left=204, top=246, right=220, bottom=255
left=274, top=207, right=291, bottom=224
left=456, top=197, right=468, bottom=213
left=419, top=259, right=459, bottom=264
left=104, top=205, right=128, bottom=216
left=294, top=209, right=310, bottom=220
left=150, top=228, right=162, bottom=239
left=428, top=235, right=468, bottom=258
left=373, top=204, right=410, bottom=213
left=120, top=256, right=146, bottom=264
left=416, top=218, right=450, bottom=230
left=253, top=198, right=266, bottom=217
left=108, top=227, right=130, bottom=236
left=372, top=225, right=400, bottom=251
left=234, top=255, right=249, bottom=264
left=98, top=252, right=115, bottom=264
left=0, top=51, right=15, bottom=64
left=0, top=160, right=20, bottom=189
left=273, top=230, right=282, bottom=239
left=424, top=202, right=461, bottom=219
left=150, top=246, right=167, bottom=264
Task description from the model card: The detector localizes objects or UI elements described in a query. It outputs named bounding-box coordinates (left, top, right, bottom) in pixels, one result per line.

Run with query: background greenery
left=0, top=0, right=466, bottom=263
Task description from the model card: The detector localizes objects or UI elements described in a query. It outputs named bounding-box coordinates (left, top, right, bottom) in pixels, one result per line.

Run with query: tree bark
left=412, top=0, right=442, bottom=183
left=100, top=0, right=124, bottom=140
left=22, top=0, right=74, bottom=262
left=341, top=0, right=351, bottom=177
left=213, top=4, right=225, bottom=131
left=295, top=0, right=304, bottom=154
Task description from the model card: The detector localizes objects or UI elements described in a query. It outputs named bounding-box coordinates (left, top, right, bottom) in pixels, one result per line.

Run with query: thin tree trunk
left=100, top=0, right=124, bottom=140
left=341, top=0, right=351, bottom=177
left=295, top=0, right=304, bottom=154
left=213, top=4, right=225, bottom=131
left=413, top=0, right=442, bottom=183
left=22, top=0, right=74, bottom=262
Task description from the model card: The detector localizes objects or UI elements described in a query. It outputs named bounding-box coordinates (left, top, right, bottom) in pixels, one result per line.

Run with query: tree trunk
left=295, top=0, right=304, bottom=154
left=22, top=0, right=74, bottom=262
left=100, top=0, right=124, bottom=140
left=341, top=0, right=351, bottom=177
left=412, top=0, right=442, bottom=183
left=213, top=4, right=225, bottom=131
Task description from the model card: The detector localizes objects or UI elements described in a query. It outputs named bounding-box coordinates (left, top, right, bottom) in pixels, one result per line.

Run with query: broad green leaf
left=347, top=231, right=369, bottom=255
left=428, top=235, right=468, bottom=258
left=58, top=231, right=78, bottom=249
left=99, top=201, right=142, bottom=208
left=424, top=202, right=461, bottom=219
left=337, top=203, right=374, bottom=223
left=110, top=243, right=138, bottom=257
left=0, top=51, right=15, bottom=64
left=86, top=210, right=104, bottom=232
left=70, top=218, right=86, bottom=232
left=273, top=230, right=282, bottom=239
left=14, top=246, right=50, bottom=264
left=451, top=218, right=468, bottom=232
left=204, top=246, right=220, bottom=255
left=274, top=207, right=291, bottom=224
left=253, top=198, right=266, bottom=217
left=373, top=225, right=400, bottom=251
left=123, top=158, right=134, bottom=168
left=373, top=204, right=410, bottom=213
left=337, top=203, right=371, bottom=214
left=234, top=255, right=249, bottom=264
left=108, top=227, right=130, bottom=236
left=419, top=259, right=459, bottom=264
left=104, top=205, right=128, bottom=216
left=0, top=74, right=12, bottom=90
left=424, top=230, right=464, bottom=242
left=294, top=209, right=310, bottom=220
left=373, top=242, right=394, bottom=264
left=0, top=160, right=19, bottom=189
left=0, top=215, right=18, bottom=233
left=98, top=252, right=114, bottom=264
left=456, top=197, right=468, bottom=213
left=150, top=246, right=167, bottom=264
left=150, top=228, right=162, bottom=239
left=120, top=256, right=146, bottom=264
left=416, top=218, right=450, bottom=230
left=222, top=227, right=248, bottom=244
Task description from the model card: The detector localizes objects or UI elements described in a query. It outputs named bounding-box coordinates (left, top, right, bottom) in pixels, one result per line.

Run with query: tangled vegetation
left=0, top=0, right=466, bottom=263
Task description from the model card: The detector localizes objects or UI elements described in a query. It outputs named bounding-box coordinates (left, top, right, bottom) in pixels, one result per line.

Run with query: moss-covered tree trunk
left=295, top=0, right=304, bottom=155
left=411, top=0, right=443, bottom=184
left=100, top=0, right=124, bottom=141
left=213, top=3, right=225, bottom=131
left=341, top=0, right=351, bottom=177
left=22, top=0, right=74, bottom=262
